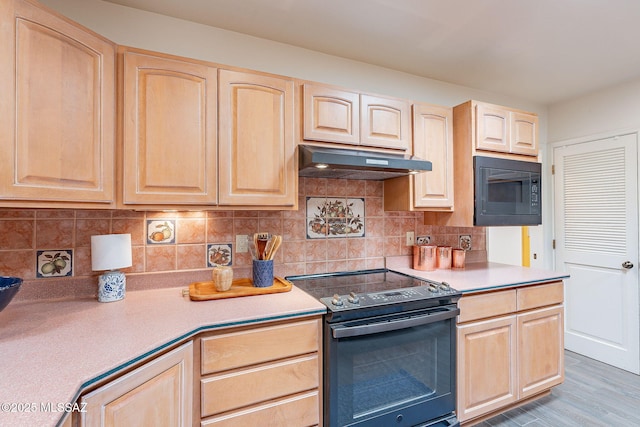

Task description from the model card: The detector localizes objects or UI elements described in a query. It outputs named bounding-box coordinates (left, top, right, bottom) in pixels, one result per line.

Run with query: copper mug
left=413, top=245, right=437, bottom=271
left=452, top=248, right=466, bottom=269
left=436, top=246, right=452, bottom=269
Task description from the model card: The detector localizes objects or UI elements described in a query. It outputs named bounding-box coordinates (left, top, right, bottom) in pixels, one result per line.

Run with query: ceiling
left=104, top=0, right=640, bottom=105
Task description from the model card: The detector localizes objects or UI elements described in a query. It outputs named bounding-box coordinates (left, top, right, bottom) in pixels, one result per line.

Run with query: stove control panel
left=320, top=281, right=459, bottom=311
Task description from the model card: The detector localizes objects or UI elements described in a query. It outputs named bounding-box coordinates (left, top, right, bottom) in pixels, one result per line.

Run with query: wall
left=548, top=77, right=640, bottom=142
left=487, top=226, right=522, bottom=266
left=1, top=178, right=487, bottom=301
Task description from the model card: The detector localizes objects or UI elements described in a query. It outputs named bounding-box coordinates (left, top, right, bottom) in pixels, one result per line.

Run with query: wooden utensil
left=248, top=235, right=259, bottom=260
left=253, top=233, right=259, bottom=259
left=264, top=237, right=275, bottom=260
left=265, top=235, right=282, bottom=260
left=255, top=232, right=270, bottom=260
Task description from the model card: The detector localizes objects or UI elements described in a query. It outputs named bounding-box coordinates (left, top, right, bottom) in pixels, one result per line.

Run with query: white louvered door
left=554, top=133, right=639, bottom=374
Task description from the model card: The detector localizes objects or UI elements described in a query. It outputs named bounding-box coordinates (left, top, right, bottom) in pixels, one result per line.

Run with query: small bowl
left=0, top=277, right=22, bottom=312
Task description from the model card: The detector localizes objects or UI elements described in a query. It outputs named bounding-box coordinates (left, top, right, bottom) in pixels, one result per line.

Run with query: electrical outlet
left=416, top=235, right=431, bottom=245
left=459, top=234, right=472, bottom=251
left=406, top=231, right=415, bottom=246
left=236, top=234, right=248, bottom=253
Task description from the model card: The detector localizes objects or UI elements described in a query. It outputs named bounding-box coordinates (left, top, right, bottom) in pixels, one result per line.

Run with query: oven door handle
left=331, top=307, right=460, bottom=339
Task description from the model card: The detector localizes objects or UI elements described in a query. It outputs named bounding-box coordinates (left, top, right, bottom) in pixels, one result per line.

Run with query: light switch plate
left=406, top=231, right=415, bottom=246
left=236, top=234, right=248, bottom=253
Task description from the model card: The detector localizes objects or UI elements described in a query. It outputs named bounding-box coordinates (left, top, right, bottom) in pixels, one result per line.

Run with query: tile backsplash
left=0, top=178, right=486, bottom=301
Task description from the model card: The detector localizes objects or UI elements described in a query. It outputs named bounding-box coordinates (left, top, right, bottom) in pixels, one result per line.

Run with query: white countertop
left=0, top=285, right=326, bottom=427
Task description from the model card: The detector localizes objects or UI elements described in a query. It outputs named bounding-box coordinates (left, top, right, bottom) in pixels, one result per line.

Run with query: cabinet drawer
left=201, top=354, right=319, bottom=417
left=458, top=290, right=517, bottom=323
left=201, top=319, right=319, bottom=375
left=201, top=391, right=319, bottom=427
left=517, top=282, right=563, bottom=311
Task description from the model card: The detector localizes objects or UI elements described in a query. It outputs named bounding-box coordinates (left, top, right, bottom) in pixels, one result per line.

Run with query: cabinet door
left=457, top=316, right=517, bottom=422
left=360, top=94, right=412, bottom=152
left=122, top=49, right=217, bottom=205
left=0, top=0, right=115, bottom=205
left=412, top=103, right=453, bottom=209
left=81, top=342, right=193, bottom=427
left=518, top=306, right=564, bottom=399
left=475, top=103, right=510, bottom=153
left=510, top=111, right=539, bottom=156
left=218, top=70, right=296, bottom=207
left=303, top=83, right=359, bottom=144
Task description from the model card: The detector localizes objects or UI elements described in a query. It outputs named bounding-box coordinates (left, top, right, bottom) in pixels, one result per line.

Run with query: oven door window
left=328, top=311, right=455, bottom=427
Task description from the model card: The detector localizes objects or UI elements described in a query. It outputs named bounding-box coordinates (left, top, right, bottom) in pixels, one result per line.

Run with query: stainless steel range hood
left=298, top=144, right=432, bottom=180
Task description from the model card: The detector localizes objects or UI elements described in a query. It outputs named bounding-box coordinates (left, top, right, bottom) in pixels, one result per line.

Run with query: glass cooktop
left=286, top=269, right=425, bottom=300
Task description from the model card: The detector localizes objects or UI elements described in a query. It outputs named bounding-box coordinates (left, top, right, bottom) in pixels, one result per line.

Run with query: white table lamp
left=91, top=234, right=133, bottom=303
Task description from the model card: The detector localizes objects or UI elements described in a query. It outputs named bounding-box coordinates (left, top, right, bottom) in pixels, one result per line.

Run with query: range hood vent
left=298, top=145, right=432, bottom=180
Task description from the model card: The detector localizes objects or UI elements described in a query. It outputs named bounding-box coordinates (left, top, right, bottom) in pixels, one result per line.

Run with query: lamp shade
left=91, top=234, right=133, bottom=271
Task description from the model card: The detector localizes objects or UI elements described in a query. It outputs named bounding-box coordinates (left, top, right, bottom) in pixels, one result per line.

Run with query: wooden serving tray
left=188, top=277, right=292, bottom=301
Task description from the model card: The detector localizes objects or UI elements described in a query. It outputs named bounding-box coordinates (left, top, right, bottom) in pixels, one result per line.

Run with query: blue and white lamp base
left=98, top=270, right=126, bottom=303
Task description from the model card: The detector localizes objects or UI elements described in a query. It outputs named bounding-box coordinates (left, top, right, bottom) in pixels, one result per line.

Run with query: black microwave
left=474, top=156, right=541, bottom=226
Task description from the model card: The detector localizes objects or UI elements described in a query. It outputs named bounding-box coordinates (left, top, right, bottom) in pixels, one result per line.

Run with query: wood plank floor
left=474, top=350, right=640, bottom=427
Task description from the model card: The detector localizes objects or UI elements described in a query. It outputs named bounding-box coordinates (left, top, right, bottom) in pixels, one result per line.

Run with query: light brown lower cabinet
left=73, top=316, right=322, bottom=427
left=456, top=282, right=564, bottom=425
left=517, top=305, right=564, bottom=399
left=198, top=318, right=323, bottom=426
left=80, top=341, right=193, bottom=427
left=457, top=315, right=518, bottom=420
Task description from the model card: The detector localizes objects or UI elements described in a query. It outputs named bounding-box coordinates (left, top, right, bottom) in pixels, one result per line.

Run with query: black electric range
left=287, top=268, right=461, bottom=427
left=287, top=268, right=461, bottom=322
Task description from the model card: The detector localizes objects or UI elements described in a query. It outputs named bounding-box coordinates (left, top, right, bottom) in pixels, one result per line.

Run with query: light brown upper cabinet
left=0, top=0, right=115, bottom=208
left=423, top=100, right=539, bottom=226
left=120, top=50, right=297, bottom=209
left=384, top=103, right=453, bottom=211
left=121, top=48, right=218, bottom=206
left=302, top=83, right=412, bottom=153
left=218, top=69, right=297, bottom=207
left=475, top=101, right=538, bottom=157
left=360, top=94, right=412, bottom=151
left=302, top=84, right=360, bottom=144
